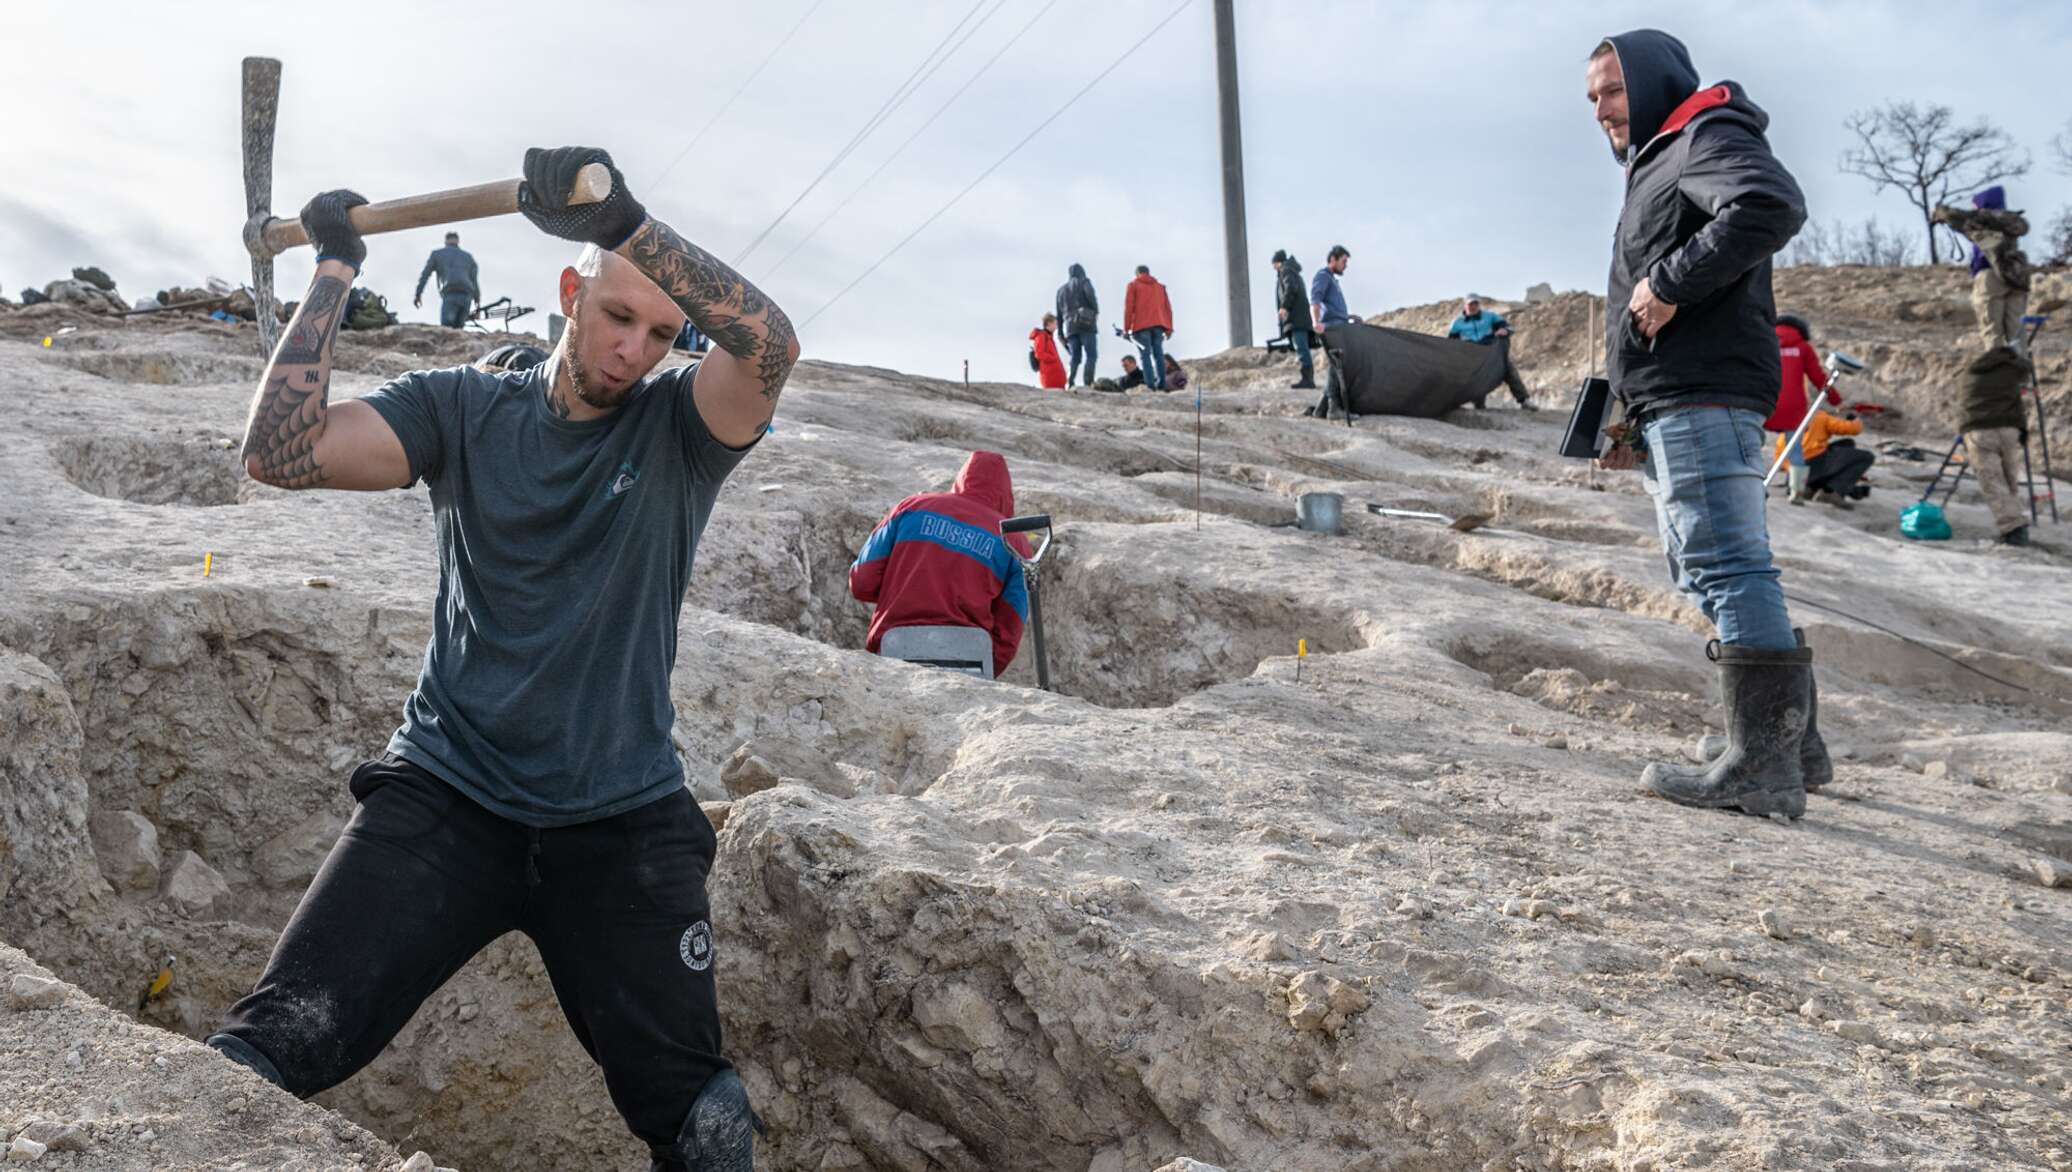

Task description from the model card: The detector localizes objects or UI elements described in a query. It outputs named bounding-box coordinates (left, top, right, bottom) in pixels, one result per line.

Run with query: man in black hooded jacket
left=1272, top=250, right=1316, bottom=389
left=1586, top=30, right=1829, bottom=820
left=1055, top=263, right=1100, bottom=387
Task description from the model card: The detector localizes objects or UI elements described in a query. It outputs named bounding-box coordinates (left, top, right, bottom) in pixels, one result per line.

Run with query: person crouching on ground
left=1031, top=314, right=1067, bottom=389
left=207, top=146, right=797, bottom=1172
left=1780, top=407, right=1873, bottom=507
left=1585, top=30, right=1831, bottom=819
left=849, top=451, right=1033, bottom=677
left=1446, top=295, right=1534, bottom=410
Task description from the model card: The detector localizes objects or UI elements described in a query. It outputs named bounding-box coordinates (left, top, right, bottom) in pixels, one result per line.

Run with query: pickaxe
left=239, top=56, right=610, bottom=358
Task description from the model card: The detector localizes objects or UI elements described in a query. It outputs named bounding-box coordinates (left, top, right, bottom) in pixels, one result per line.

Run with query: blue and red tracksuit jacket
left=849, top=451, right=1032, bottom=677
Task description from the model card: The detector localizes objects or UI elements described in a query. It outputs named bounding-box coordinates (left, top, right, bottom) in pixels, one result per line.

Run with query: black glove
left=518, top=147, right=646, bottom=249
left=299, top=190, right=369, bottom=271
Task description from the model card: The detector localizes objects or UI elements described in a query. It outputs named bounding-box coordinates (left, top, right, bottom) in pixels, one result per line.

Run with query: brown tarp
left=1331, top=323, right=1507, bottom=418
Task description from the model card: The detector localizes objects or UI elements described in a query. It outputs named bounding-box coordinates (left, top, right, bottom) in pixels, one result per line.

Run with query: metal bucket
left=1296, top=492, right=1344, bottom=535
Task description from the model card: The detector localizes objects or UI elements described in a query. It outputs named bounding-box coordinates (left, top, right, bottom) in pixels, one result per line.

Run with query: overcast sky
left=7, top=1, right=2069, bottom=383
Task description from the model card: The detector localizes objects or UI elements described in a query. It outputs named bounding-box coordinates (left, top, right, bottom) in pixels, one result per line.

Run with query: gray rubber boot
left=1645, top=641, right=1811, bottom=818
left=1688, top=630, right=1831, bottom=791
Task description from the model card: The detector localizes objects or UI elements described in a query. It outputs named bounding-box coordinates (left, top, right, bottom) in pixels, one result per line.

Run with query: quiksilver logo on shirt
left=607, top=461, right=640, bottom=499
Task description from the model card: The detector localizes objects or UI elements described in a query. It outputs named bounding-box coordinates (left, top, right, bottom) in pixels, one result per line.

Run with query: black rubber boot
left=1690, top=629, right=1831, bottom=791
left=1646, top=641, right=1811, bottom=818
left=1291, top=377, right=1317, bottom=389
left=650, top=1069, right=763, bottom=1172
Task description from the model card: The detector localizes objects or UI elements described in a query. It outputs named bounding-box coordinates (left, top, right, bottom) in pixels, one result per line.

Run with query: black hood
left=1068, top=263, right=1087, bottom=279
left=1600, top=29, right=1699, bottom=164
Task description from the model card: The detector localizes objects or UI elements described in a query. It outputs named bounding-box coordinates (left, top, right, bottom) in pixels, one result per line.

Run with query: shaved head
left=555, top=246, right=686, bottom=412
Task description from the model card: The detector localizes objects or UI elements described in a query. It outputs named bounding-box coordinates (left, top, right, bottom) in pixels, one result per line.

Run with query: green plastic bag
left=1899, top=501, right=1952, bottom=541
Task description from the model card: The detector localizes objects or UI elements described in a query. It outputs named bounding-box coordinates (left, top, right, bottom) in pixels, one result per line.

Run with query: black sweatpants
left=1807, top=439, right=1875, bottom=498
left=215, top=754, right=727, bottom=1154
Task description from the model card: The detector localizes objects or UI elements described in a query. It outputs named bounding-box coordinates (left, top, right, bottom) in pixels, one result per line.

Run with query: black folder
left=1560, top=376, right=1611, bottom=459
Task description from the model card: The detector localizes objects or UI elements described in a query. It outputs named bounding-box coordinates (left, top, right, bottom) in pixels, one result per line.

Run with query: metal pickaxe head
left=241, top=56, right=282, bottom=360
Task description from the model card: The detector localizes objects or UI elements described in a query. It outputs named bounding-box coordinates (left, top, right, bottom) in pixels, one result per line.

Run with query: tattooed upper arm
left=239, top=265, right=411, bottom=491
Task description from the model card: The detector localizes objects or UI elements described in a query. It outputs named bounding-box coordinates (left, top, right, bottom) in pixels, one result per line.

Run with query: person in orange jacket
left=1122, top=265, right=1174, bottom=391
left=1774, top=409, right=1873, bottom=508
left=1030, top=314, right=1067, bottom=389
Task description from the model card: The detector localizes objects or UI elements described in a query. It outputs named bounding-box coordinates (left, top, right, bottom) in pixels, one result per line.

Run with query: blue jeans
left=1132, top=329, right=1166, bottom=390
left=1065, top=332, right=1097, bottom=386
left=1290, top=327, right=1313, bottom=381
left=1640, top=406, right=1796, bottom=650
left=440, top=290, right=473, bottom=329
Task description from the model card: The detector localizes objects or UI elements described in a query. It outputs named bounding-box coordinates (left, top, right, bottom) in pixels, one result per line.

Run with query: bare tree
left=2046, top=208, right=2072, bottom=268
left=1838, top=102, right=2030, bottom=263
left=2055, top=118, right=2072, bottom=174
left=1779, top=217, right=1918, bottom=268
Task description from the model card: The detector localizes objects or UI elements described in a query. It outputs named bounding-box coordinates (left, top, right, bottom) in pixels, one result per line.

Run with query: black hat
left=1270, top=249, right=1288, bottom=264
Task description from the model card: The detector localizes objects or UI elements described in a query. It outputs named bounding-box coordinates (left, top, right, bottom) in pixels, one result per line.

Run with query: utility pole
left=1212, top=0, right=1251, bottom=349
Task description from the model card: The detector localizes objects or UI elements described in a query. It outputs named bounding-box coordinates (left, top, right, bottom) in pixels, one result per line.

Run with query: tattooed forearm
left=622, top=218, right=798, bottom=402
left=241, top=271, right=350, bottom=489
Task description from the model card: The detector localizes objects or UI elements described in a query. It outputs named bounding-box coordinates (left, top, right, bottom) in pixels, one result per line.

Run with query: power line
left=769, top=0, right=1062, bottom=276
left=803, top=0, right=1198, bottom=327
left=731, top=0, right=994, bottom=266
left=650, top=0, right=833, bottom=191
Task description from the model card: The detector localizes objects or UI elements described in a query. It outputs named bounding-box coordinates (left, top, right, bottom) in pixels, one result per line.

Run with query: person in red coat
left=848, top=451, right=1033, bottom=677
left=1765, top=314, right=1835, bottom=432
left=1122, top=265, right=1175, bottom=391
left=1030, top=315, right=1068, bottom=389
left=1765, top=314, right=1836, bottom=497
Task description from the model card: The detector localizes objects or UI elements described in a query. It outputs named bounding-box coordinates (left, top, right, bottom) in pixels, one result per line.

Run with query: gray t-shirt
left=362, top=359, right=753, bottom=826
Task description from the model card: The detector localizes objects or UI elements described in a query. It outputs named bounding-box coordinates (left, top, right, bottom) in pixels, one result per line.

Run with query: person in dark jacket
left=1446, top=296, right=1533, bottom=409
left=849, top=451, right=1033, bottom=677
left=1958, top=345, right=2034, bottom=545
left=1585, top=30, right=1822, bottom=820
left=1054, top=263, right=1100, bottom=386
left=1272, top=250, right=1316, bottom=389
left=413, top=232, right=480, bottom=328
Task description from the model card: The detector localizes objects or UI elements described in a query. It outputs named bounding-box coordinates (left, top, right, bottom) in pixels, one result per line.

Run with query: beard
left=561, top=309, right=634, bottom=410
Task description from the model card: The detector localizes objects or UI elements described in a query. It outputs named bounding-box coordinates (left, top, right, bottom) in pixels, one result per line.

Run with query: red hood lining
left=1658, top=84, right=1732, bottom=138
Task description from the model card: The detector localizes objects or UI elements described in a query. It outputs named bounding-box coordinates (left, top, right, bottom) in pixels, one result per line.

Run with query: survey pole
left=1212, top=0, right=1252, bottom=348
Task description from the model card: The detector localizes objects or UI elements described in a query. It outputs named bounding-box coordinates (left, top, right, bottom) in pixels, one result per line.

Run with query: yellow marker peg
left=137, top=953, right=176, bottom=1012
left=203, top=552, right=213, bottom=577
left=42, top=336, right=53, bottom=348
left=1298, top=639, right=1308, bottom=658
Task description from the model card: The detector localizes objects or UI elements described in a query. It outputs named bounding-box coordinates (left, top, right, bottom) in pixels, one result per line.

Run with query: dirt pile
left=2, top=293, right=2069, bottom=1170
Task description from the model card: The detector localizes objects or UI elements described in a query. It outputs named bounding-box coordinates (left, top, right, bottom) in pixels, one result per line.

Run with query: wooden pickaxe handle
left=255, top=162, right=613, bottom=256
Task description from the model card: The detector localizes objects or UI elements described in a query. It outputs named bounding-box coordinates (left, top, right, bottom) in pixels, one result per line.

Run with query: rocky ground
left=1, top=268, right=2069, bottom=1170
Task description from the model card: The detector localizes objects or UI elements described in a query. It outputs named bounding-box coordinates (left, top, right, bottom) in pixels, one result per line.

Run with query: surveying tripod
left=1919, top=314, right=2058, bottom=524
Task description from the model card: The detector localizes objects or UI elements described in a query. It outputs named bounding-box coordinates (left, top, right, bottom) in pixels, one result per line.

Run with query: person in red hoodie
left=1122, top=265, right=1175, bottom=391
left=849, top=451, right=1033, bottom=678
left=1030, top=314, right=1068, bottom=389
left=1764, top=314, right=1836, bottom=498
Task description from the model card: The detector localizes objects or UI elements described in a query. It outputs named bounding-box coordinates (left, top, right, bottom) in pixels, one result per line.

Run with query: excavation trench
left=0, top=532, right=1382, bottom=1170
left=52, top=434, right=252, bottom=507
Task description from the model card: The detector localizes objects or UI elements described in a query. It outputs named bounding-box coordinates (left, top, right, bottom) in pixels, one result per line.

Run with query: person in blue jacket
left=1445, top=296, right=1533, bottom=409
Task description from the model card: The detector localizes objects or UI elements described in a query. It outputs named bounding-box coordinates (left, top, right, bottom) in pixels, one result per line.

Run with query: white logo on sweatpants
left=679, top=921, right=713, bottom=971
